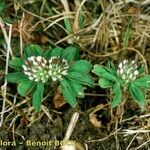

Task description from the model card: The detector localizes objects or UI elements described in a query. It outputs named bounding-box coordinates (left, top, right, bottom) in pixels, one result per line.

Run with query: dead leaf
left=53, top=87, right=66, bottom=108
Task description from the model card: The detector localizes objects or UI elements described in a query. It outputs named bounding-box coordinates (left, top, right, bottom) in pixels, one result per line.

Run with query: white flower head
left=48, top=57, right=69, bottom=81
left=23, top=56, right=49, bottom=83
left=23, top=56, right=69, bottom=83
left=117, top=59, right=139, bottom=84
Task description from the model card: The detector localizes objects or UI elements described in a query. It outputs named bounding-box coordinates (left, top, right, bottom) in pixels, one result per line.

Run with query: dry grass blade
left=0, top=18, right=12, bottom=127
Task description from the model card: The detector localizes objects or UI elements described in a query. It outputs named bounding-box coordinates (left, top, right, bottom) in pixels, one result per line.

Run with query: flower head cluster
left=22, top=56, right=69, bottom=83
left=48, top=56, right=69, bottom=81
left=23, top=56, right=49, bottom=83
left=117, top=60, right=139, bottom=84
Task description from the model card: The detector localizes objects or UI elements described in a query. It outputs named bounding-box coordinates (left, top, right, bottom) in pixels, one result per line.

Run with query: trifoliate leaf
left=67, top=80, right=85, bottom=98
left=67, top=71, right=94, bottom=87
left=17, top=79, right=35, bottom=96
left=9, top=57, right=24, bottom=70
left=129, top=83, right=146, bottom=106
left=60, top=79, right=77, bottom=108
left=25, top=44, right=43, bottom=58
left=98, top=78, right=114, bottom=88
left=92, top=65, right=118, bottom=82
left=69, top=60, right=92, bottom=73
left=61, top=46, right=79, bottom=63
left=32, top=83, right=44, bottom=112
left=112, top=82, right=122, bottom=107
left=6, top=73, right=27, bottom=83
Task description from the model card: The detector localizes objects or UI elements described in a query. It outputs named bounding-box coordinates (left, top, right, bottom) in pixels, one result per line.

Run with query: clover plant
left=92, top=60, right=150, bottom=107
left=6, top=44, right=94, bottom=111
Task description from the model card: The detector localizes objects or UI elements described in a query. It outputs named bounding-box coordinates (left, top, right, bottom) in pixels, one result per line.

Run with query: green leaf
left=44, top=49, right=51, bottom=58
left=32, top=83, right=44, bottom=112
left=25, top=44, right=43, bottom=58
left=98, top=78, right=114, bottom=88
left=138, top=66, right=145, bottom=74
left=0, top=1, right=5, bottom=16
left=135, top=75, right=150, bottom=82
left=134, top=81, right=149, bottom=89
left=106, top=62, right=117, bottom=76
left=79, top=11, right=85, bottom=29
left=69, top=60, right=92, bottom=73
left=6, top=73, right=27, bottom=83
left=106, top=67, right=117, bottom=77
left=64, top=18, right=72, bottom=33
left=61, top=46, right=79, bottom=63
left=44, top=47, right=64, bottom=58
left=60, top=79, right=77, bottom=108
left=92, top=65, right=106, bottom=76
left=109, top=62, right=117, bottom=72
left=66, top=71, right=94, bottom=87
left=9, top=58, right=24, bottom=69
left=112, top=82, right=122, bottom=107
left=17, top=79, right=35, bottom=96
left=133, top=75, right=150, bottom=89
left=50, top=47, right=64, bottom=57
left=123, top=19, right=132, bottom=47
left=129, top=83, right=146, bottom=106
left=68, top=80, right=85, bottom=98
left=92, top=65, right=118, bottom=82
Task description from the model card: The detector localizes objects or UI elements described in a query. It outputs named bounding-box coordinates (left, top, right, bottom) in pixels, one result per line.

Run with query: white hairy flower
left=117, top=59, right=139, bottom=84
left=23, top=56, right=49, bottom=83
left=48, top=56, right=69, bottom=81
left=23, top=56, right=69, bottom=83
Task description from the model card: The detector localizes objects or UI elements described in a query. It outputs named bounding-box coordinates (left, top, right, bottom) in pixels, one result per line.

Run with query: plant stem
left=116, top=89, right=128, bottom=123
